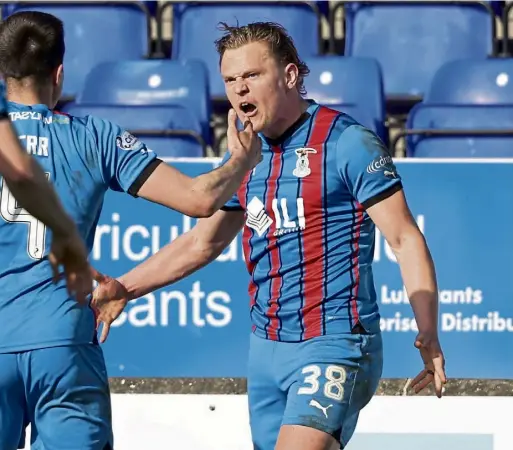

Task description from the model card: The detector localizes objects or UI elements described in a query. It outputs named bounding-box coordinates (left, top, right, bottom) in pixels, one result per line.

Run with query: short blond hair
left=215, top=21, right=310, bottom=96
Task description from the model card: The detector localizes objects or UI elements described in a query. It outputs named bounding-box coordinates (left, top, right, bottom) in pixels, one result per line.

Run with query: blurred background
left=5, top=1, right=513, bottom=449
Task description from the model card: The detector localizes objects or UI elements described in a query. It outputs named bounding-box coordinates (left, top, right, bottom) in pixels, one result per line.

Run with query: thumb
left=100, top=322, right=111, bottom=344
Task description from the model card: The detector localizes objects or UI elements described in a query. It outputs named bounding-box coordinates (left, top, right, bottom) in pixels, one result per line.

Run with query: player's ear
left=284, top=63, right=299, bottom=91
left=54, top=64, right=64, bottom=88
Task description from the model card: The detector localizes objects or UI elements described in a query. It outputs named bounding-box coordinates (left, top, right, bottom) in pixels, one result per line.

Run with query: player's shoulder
left=317, top=107, right=383, bottom=154
left=312, top=105, right=371, bottom=141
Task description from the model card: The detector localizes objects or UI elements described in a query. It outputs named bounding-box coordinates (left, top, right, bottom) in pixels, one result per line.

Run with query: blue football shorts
left=0, top=344, right=113, bottom=450
left=248, top=331, right=383, bottom=450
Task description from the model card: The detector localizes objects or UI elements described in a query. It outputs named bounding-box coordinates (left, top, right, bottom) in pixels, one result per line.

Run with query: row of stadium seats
left=1, top=1, right=512, bottom=105
left=51, top=55, right=513, bottom=158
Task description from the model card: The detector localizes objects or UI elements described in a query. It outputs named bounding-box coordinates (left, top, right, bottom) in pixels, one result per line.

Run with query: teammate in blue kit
left=0, top=11, right=261, bottom=450
left=93, top=22, right=447, bottom=450
left=0, top=82, right=92, bottom=300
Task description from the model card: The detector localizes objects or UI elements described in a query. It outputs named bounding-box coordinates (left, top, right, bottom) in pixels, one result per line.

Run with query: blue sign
left=94, top=159, right=513, bottom=379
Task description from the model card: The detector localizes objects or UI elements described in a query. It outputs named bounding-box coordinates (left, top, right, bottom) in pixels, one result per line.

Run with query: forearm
left=119, top=233, right=222, bottom=299
left=191, top=156, right=249, bottom=216
left=0, top=122, right=75, bottom=236
left=394, top=232, right=439, bottom=336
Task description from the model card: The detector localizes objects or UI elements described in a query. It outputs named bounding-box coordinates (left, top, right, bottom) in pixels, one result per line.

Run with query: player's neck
left=6, top=81, right=54, bottom=109
left=263, top=97, right=309, bottom=140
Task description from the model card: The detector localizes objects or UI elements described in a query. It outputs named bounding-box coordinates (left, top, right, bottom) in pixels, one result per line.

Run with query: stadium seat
left=303, top=56, right=386, bottom=141
left=426, top=58, right=513, bottom=104
left=6, top=2, right=152, bottom=100
left=337, top=1, right=496, bottom=100
left=402, top=104, right=513, bottom=157
left=75, top=59, right=212, bottom=146
left=163, top=1, right=322, bottom=99
left=62, top=104, right=206, bottom=158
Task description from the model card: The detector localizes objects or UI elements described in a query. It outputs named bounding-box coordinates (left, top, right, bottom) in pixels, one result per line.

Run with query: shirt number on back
left=297, top=364, right=347, bottom=401
left=0, top=174, right=49, bottom=260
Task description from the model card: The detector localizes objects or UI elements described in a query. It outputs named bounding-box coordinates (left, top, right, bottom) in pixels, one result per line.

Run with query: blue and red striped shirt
left=222, top=102, right=402, bottom=342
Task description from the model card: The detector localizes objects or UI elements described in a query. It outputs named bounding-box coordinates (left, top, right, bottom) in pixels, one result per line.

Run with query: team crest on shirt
left=293, top=148, right=317, bottom=178
left=116, top=131, right=141, bottom=151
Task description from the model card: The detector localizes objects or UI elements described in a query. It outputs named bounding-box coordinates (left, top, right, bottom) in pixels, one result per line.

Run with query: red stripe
left=239, top=171, right=258, bottom=309
left=264, top=147, right=283, bottom=340
left=350, top=203, right=364, bottom=324
left=301, top=107, right=339, bottom=340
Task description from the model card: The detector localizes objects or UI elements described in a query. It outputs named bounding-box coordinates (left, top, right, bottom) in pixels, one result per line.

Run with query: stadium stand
left=331, top=1, right=497, bottom=106
left=70, top=59, right=212, bottom=148
left=3, top=1, right=153, bottom=101
left=1, top=0, right=512, bottom=158
left=64, top=103, right=206, bottom=157
left=160, top=1, right=324, bottom=100
left=395, top=57, right=513, bottom=158
left=302, top=55, right=387, bottom=143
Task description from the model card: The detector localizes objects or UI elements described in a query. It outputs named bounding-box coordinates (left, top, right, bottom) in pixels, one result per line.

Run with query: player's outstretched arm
left=136, top=109, right=261, bottom=218
left=338, top=124, right=446, bottom=397
left=366, top=190, right=446, bottom=396
left=0, top=119, right=93, bottom=304
left=92, top=209, right=245, bottom=342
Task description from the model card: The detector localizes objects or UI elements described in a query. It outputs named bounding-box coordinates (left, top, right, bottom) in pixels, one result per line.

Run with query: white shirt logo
left=309, top=399, right=333, bottom=418
left=293, top=148, right=317, bottom=178
left=246, top=197, right=272, bottom=237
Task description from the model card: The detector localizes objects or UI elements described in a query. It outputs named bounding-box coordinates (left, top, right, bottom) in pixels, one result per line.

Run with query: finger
left=411, top=369, right=428, bottom=387
left=433, top=372, right=443, bottom=398
left=413, top=376, right=432, bottom=394
left=100, top=321, right=110, bottom=344
left=48, top=252, right=61, bottom=284
left=227, top=109, right=242, bottom=147
left=90, top=266, right=107, bottom=283
left=433, top=356, right=447, bottom=385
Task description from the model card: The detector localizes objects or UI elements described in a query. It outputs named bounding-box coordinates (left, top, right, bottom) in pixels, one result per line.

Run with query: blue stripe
left=261, top=150, right=275, bottom=340
left=297, top=108, right=317, bottom=341
left=245, top=169, right=257, bottom=315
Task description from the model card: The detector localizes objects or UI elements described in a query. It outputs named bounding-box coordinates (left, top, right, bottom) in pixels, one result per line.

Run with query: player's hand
left=48, top=230, right=93, bottom=305
left=227, top=108, right=262, bottom=170
left=410, top=333, right=447, bottom=398
left=91, top=268, right=129, bottom=343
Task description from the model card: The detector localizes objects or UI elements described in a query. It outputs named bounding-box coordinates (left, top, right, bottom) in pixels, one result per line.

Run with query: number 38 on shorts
left=297, top=364, right=349, bottom=402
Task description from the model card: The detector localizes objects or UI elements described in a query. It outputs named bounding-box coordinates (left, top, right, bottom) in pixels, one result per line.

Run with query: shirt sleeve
left=86, top=115, right=160, bottom=196
left=337, top=124, right=403, bottom=208
left=218, top=151, right=244, bottom=211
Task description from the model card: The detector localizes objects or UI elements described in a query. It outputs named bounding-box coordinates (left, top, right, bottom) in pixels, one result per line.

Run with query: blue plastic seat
left=76, top=59, right=211, bottom=145
left=303, top=56, right=386, bottom=141
left=167, top=1, right=321, bottom=98
left=62, top=104, right=206, bottom=157
left=6, top=2, right=151, bottom=99
left=405, top=104, right=513, bottom=157
left=342, top=2, right=495, bottom=99
left=426, top=58, right=513, bottom=104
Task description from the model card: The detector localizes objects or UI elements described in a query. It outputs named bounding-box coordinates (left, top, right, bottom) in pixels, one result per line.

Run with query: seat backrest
left=406, top=104, right=513, bottom=157
left=172, top=2, right=319, bottom=98
left=344, top=2, right=494, bottom=98
left=77, top=60, right=211, bottom=143
left=62, top=104, right=205, bottom=157
left=426, top=58, right=513, bottom=104
left=303, top=56, right=384, bottom=129
left=9, top=3, right=149, bottom=99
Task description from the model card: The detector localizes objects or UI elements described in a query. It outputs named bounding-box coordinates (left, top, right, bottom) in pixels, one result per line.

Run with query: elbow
left=389, top=227, right=427, bottom=260
left=187, top=194, right=220, bottom=218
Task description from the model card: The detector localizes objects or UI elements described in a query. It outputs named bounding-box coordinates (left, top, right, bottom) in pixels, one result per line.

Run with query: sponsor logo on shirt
left=366, top=155, right=398, bottom=179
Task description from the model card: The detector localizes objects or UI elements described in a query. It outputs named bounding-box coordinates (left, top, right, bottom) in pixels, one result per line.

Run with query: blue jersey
left=0, top=102, right=158, bottom=353
left=222, top=102, right=402, bottom=342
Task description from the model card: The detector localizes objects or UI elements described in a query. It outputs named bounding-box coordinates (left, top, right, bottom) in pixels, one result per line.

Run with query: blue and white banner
left=93, top=159, right=513, bottom=379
